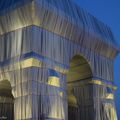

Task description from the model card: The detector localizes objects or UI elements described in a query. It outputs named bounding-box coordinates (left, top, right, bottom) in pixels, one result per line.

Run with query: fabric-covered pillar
left=31, top=68, right=67, bottom=120
left=10, top=67, right=67, bottom=120
left=70, top=79, right=118, bottom=120
left=92, top=81, right=118, bottom=120
left=11, top=68, right=33, bottom=120
left=67, top=75, right=118, bottom=120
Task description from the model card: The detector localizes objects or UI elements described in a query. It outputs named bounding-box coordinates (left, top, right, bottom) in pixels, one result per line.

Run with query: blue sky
left=74, top=0, right=120, bottom=118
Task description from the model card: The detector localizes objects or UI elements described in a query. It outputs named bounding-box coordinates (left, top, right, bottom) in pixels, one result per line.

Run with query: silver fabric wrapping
left=0, top=0, right=119, bottom=120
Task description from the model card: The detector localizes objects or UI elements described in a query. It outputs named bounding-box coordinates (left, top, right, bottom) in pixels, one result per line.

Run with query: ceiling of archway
left=67, top=55, right=92, bottom=83
left=0, top=80, right=13, bottom=97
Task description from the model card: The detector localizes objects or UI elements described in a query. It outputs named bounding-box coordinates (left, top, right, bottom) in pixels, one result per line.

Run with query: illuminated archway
left=0, top=80, right=14, bottom=120
left=67, top=55, right=92, bottom=120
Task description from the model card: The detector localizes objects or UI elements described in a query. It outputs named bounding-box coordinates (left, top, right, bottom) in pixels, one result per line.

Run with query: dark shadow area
left=0, top=80, right=14, bottom=120
left=67, top=55, right=92, bottom=120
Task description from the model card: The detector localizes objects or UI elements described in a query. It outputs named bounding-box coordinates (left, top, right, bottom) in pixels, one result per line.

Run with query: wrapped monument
left=0, top=0, right=119, bottom=120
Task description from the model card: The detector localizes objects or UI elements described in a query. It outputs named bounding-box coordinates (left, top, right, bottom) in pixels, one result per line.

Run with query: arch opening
left=0, top=80, right=14, bottom=120
left=67, top=55, right=92, bottom=120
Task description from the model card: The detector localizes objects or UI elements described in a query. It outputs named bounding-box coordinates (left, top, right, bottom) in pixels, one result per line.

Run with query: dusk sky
left=74, top=0, right=120, bottom=118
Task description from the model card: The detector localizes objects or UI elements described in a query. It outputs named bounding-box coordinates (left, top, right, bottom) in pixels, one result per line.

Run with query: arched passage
left=67, top=55, right=92, bottom=120
left=0, top=80, right=14, bottom=120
